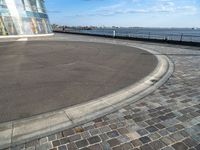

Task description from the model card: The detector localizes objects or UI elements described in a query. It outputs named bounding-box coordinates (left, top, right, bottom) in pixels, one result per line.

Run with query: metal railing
left=54, top=28, right=200, bottom=43
left=80, top=30, right=200, bottom=43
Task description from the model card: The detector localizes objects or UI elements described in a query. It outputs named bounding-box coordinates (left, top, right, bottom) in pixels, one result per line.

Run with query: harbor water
left=79, top=28, right=200, bottom=43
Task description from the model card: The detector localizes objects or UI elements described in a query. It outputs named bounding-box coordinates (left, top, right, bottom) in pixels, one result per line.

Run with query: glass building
left=0, top=0, right=52, bottom=36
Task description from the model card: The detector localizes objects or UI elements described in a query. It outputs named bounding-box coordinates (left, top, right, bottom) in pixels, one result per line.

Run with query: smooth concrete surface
left=0, top=41, right=157, bottom=123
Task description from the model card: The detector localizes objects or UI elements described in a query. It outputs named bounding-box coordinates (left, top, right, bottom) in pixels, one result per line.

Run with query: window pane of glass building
left=0, top=0, right=52, bottom=36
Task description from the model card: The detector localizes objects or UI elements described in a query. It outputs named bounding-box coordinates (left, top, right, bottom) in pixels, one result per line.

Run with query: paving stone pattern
left=4, top=34, right=200, bottom=150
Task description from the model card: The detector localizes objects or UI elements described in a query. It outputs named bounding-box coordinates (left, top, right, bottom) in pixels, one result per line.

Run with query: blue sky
left=46, top=0, right=200, bottom=28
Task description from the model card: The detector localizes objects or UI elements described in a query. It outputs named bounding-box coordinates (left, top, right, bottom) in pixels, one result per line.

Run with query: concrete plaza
left=0, top=41, right=157, bottom=123
left=1, top=33, right=200, bottom=150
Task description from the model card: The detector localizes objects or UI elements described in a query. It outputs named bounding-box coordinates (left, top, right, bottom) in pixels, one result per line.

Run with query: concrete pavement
left=1, top=33, right=199, bottom=150
left=0, top=41, right=157, bottom=123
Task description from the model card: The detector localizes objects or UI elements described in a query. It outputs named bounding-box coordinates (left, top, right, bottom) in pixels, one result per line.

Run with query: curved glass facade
left=0, top=0, right=52, bottom=36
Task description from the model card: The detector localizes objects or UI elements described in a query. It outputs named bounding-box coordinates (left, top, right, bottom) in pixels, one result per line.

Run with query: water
left=79, top=28, right=200, bottom=43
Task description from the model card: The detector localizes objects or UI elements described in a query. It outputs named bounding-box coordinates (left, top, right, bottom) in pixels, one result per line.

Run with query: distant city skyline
left=46, top=0, right=200, bottom=28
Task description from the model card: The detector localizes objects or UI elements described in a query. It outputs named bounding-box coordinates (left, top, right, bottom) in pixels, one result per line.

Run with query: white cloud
left=69, top=0, right=198, bottom=17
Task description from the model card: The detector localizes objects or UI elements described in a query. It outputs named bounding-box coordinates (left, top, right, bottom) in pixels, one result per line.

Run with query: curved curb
left=0, top=33, right=54, bottom=42
left=0, top=41, right=174, bottom=149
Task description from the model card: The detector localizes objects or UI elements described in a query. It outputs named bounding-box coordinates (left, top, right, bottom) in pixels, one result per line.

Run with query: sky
left=45, top=0, right=200, bottom=28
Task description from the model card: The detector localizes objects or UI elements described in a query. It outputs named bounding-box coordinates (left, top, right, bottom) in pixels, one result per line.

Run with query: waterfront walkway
left=2, top=33, right=200, bottom=150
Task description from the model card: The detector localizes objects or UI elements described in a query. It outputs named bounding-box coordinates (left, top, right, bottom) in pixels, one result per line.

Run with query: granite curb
left=0, top=34, right=54, bottom=42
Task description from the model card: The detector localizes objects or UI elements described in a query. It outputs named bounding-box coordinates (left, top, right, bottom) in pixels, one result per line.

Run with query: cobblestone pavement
left=5, top=34, right=200, bottom=150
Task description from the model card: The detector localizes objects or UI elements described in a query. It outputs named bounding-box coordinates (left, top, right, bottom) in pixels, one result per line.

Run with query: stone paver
left=4, top=34, right=200, bottom=150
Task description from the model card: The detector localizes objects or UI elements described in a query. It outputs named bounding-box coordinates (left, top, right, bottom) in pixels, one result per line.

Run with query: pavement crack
left=63, top=110, right=74, bottom=123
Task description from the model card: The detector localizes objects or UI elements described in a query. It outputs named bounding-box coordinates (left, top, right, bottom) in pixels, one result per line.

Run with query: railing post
left=165, top=36, right=168, bottom=41
left=180, top=33, right=183, bottom=42
left=113, top=30, right=116, bottom=38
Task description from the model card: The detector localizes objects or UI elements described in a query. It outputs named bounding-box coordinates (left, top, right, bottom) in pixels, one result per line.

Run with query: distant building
left=0, top=0, right=52, bottom=36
